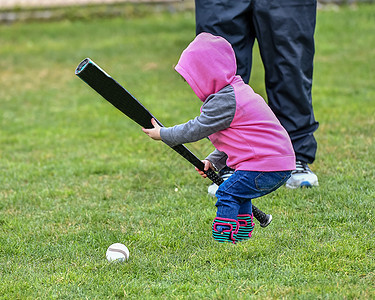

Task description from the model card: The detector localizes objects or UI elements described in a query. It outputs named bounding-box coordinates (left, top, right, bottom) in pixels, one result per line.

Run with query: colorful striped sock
left=212, top=217, right=239, bottom=244
left=236, top=214, right=255, bottom=242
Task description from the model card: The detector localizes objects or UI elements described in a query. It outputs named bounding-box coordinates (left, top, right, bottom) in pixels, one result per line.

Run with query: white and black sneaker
left=208, top=167, right=234, bottom=197
left=286, top=161, right=319, bottom=189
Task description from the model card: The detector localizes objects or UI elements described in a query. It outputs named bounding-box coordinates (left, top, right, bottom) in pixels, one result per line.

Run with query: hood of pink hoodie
left=175, top=33, right=237, bottom=101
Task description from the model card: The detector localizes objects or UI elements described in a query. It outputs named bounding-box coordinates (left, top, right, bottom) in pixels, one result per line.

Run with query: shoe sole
left=285, top=181, right=319, bottom=189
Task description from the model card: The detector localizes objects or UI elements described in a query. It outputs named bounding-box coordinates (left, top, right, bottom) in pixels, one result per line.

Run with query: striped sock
left=236, top=214, right=255, bottom=242
left=212, top=217, right=239, bottom=244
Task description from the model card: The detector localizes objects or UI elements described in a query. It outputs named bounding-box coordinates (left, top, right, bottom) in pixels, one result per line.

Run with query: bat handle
left=204, top=169, right=272, bottom=227
left=205, top=169, right=224, bottom=185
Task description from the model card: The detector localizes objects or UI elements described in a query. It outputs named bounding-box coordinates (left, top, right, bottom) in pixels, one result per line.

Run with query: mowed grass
left=0, top=4, right=374, bottom=299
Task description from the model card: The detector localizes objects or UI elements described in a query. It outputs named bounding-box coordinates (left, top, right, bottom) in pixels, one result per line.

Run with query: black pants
left=195, top=0, right=319, bottom=163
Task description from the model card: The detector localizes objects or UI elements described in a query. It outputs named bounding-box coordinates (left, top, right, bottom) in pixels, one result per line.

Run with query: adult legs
left=252, top=0, right=319, bottom=163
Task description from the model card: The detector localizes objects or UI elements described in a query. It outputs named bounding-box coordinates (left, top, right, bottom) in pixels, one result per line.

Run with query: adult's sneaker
left=207, top=167, right=234, bottom=197
left=285, top=161, right=319, bottom=189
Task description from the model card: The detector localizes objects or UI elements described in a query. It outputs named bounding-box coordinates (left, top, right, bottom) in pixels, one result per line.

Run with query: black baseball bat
left=75, top=58, right=272, bottom=227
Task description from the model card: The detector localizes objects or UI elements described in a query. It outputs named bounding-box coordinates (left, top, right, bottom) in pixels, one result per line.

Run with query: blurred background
left=0, top=0, right=373, bottom=23
left=0, top=0, right=194, bottom=23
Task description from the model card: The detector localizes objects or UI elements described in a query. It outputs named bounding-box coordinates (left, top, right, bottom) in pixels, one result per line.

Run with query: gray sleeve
left=160, top=85, right=236, bottom=147
left=206, top=149, right=228, bottom=171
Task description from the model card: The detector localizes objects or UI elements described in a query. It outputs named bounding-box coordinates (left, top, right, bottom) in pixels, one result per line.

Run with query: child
left=142, top=33, right=295, bottom=244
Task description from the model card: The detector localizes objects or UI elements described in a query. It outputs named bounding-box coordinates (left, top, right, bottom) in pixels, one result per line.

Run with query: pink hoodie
left=171, top=33, right=296, bottom=171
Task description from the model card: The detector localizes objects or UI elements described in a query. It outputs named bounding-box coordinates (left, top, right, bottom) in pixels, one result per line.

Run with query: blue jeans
left=215, top=170, right=291, bottom=220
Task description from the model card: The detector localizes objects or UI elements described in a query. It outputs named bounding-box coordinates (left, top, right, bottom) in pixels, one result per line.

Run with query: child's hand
left=195, top=160, right=214, bottom=178
left=142, top=118, right=162, bottom=140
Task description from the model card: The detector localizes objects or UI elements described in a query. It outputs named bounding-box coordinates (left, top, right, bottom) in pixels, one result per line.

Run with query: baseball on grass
left=106, top=243, right=129, bottom=262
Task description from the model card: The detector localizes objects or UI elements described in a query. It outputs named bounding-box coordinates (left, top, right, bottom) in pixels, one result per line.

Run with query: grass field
left=1, top=4, right=374, bottom=299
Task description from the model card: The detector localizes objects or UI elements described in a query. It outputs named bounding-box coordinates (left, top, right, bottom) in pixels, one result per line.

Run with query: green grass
left=1, top=4, right=374, bottom=299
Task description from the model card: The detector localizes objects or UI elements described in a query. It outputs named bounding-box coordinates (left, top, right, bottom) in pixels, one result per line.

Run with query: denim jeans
left=215, top=170, right=291, bottom=220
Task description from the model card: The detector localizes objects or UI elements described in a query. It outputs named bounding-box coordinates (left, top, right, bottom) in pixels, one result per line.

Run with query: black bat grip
left=205, top=169, right=224, bottom=186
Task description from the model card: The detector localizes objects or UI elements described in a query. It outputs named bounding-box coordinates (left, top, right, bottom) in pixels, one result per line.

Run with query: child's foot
left=212, top=217, right=239, bottom=244
left=285, top=161, right=319, bottom=189
left=236, top=214, right=255, bottom=242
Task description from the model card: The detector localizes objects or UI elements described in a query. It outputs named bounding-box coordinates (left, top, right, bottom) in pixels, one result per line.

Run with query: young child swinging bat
left=142, top=32, right=295, bottom=243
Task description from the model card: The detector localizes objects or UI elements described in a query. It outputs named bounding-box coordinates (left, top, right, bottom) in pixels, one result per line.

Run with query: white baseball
left=106, top=243, right=129, bottom=262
